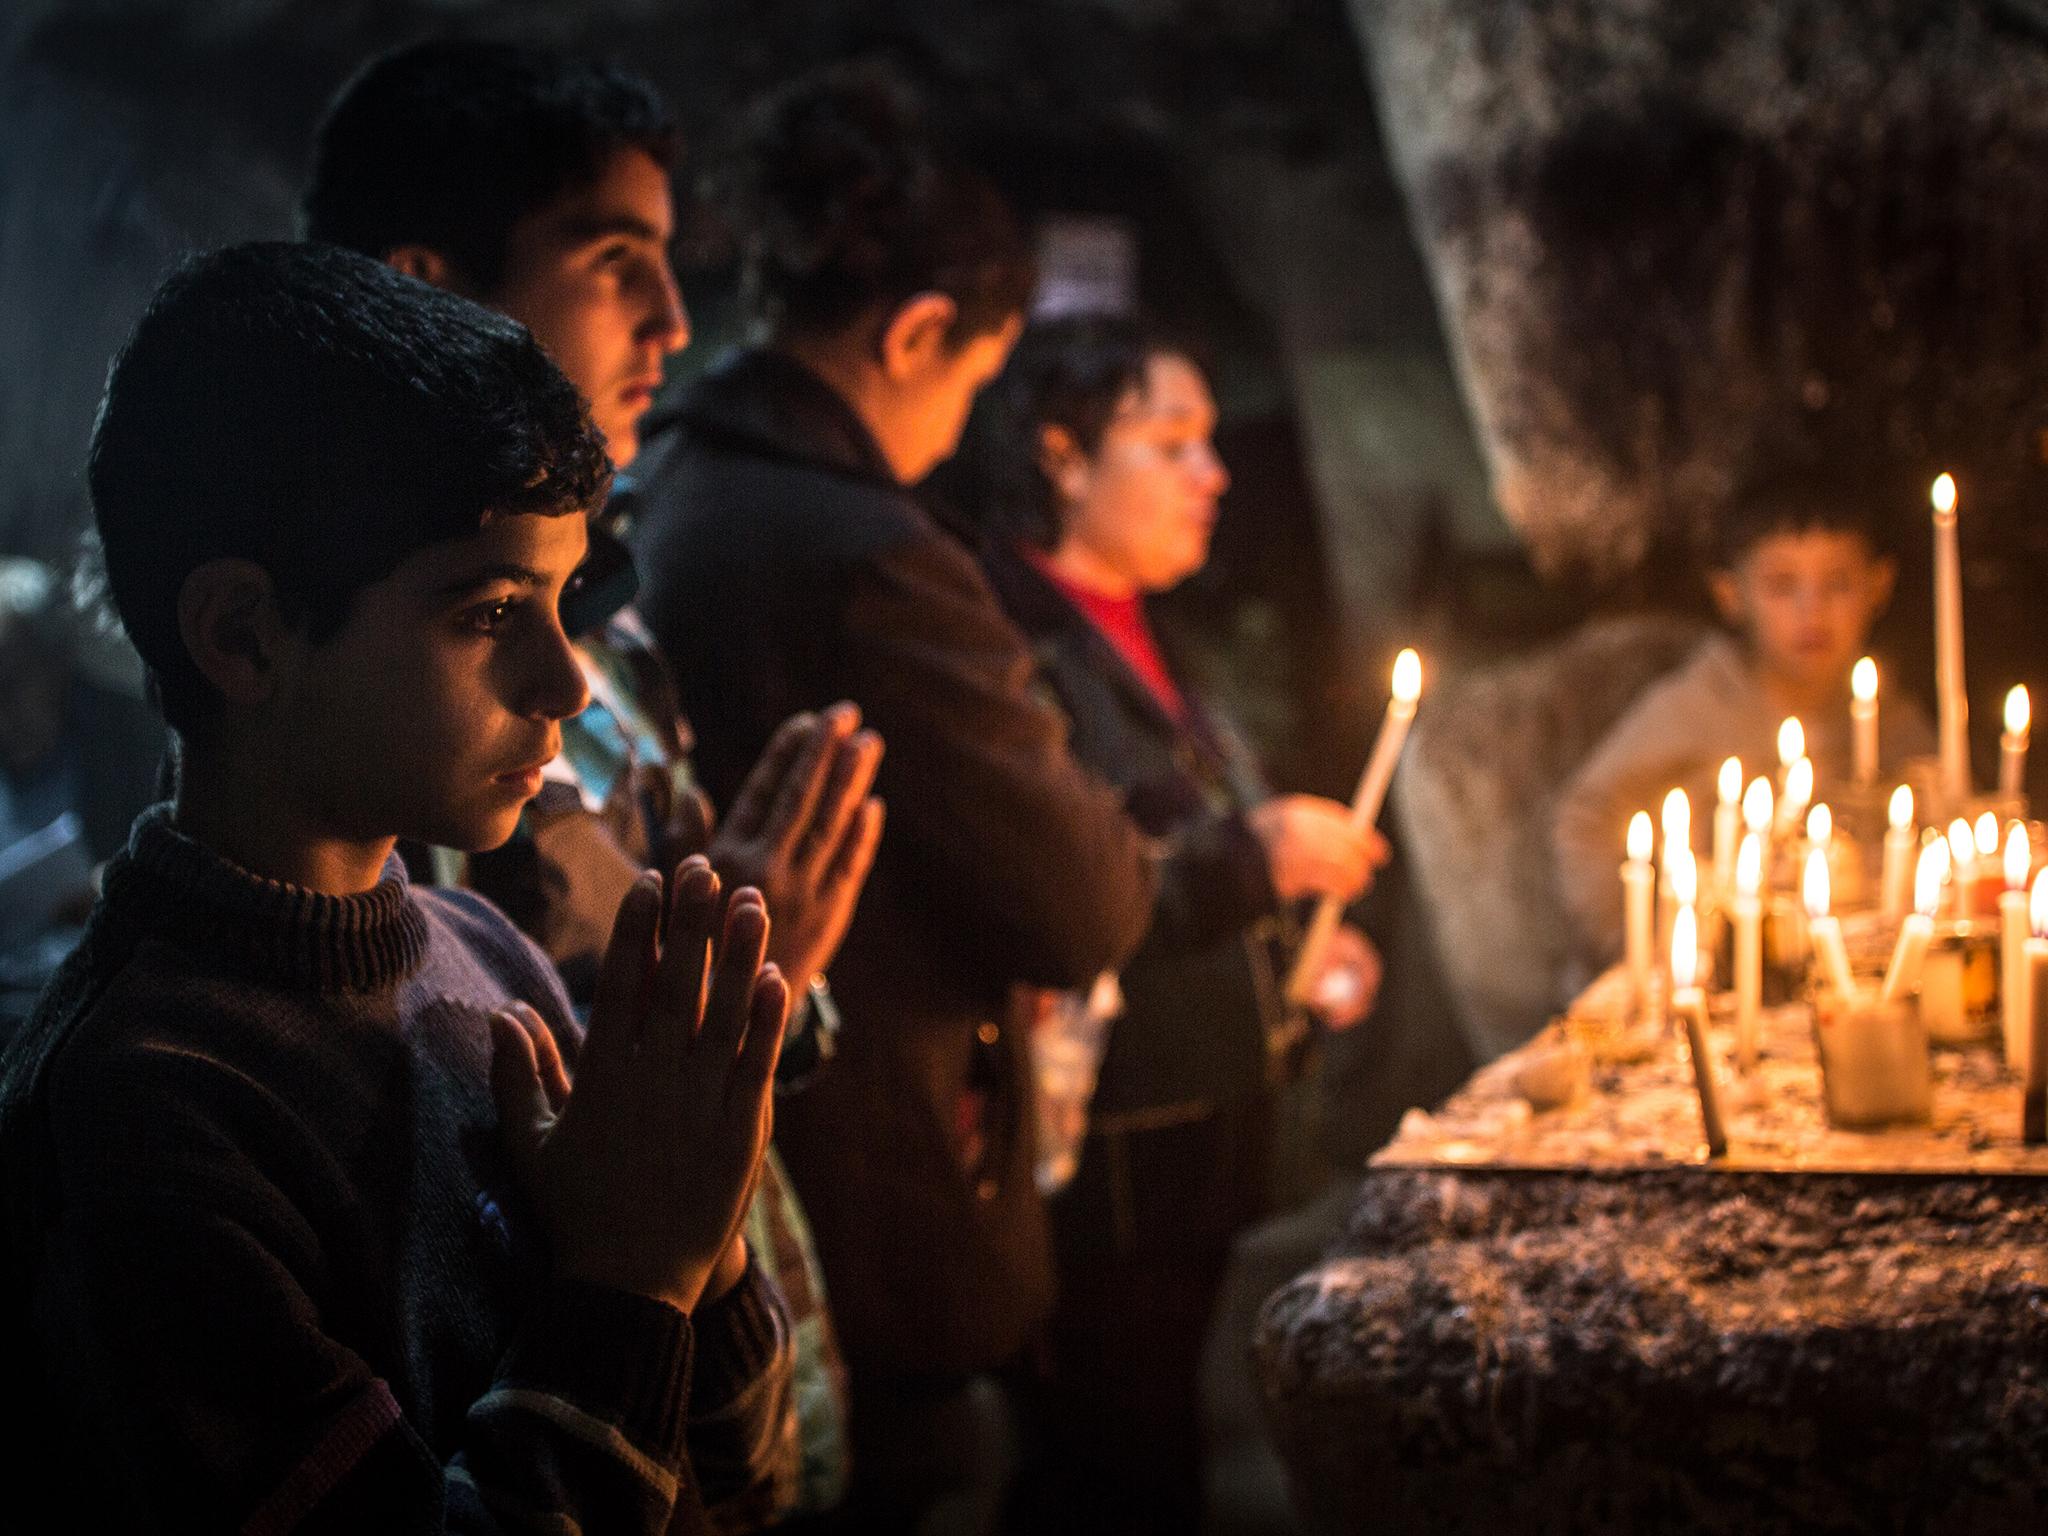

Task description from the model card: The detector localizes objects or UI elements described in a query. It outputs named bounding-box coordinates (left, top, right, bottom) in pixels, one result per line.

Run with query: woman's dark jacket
left=623, top=350, right=1156, bottom=1379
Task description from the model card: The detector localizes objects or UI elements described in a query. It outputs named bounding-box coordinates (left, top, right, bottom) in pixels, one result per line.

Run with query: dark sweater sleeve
left=841, top=527, right=1157, bottom=987
left=683, top=1257, right=798, bottom=1534
left=1147, top=805, right=1280, bottom=956
left=38, top=1041, right=699, bottom=1535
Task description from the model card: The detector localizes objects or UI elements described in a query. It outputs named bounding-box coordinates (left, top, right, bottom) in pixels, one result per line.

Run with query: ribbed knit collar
left=101, top=805, right=431, bottom=994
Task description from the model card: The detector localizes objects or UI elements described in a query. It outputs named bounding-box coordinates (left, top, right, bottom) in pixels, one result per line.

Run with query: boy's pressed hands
left=490, top=856, right=789, bottom=1317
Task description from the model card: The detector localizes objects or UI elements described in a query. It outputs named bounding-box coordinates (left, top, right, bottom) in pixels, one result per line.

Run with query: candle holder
left=1919, top=919, right=2000, bottom=1046
left=1811, top=991, right=1933, bottom=1130
left=1761, top=895, right=1811, bottom=1004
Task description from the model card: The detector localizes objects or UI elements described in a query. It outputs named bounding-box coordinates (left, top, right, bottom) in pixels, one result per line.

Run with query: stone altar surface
left=1257, top=970, right=2048, bottom=1533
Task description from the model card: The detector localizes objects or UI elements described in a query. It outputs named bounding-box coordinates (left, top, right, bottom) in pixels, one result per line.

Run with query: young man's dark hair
left=704, top=59, right=1034, bottom=347
left=91, top=240, right=610, bottom=734
left=302, top=39, right=677, bottom=292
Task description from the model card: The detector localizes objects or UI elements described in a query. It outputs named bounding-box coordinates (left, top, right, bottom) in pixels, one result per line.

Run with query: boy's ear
left=175, top=559, right=298, bottom=709
left=878, top=292, right=959, bottom=382
left=1706, top=568, right=1745, bottom=628
left=1037, top=423, right=1092, bottom=510
left=384, top=245, right=460, bottom=293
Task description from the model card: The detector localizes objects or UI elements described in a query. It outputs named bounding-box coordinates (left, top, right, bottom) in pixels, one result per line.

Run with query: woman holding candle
left=1555, top=464, right=1934, bottom=969
left=943, top=312, right=1385, bottom=1534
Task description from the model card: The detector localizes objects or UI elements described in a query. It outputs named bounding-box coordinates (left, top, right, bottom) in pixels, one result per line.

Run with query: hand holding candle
left=1671, top=905, right=1728, bottom=1157
left=1881, top=785, right=1916, bottom=920
left=2001, top=684, right=2030, bottom=804
left=1286, top=648, right=1420, bottom=1006
left=1880, top=842, right=1944, bottom=1003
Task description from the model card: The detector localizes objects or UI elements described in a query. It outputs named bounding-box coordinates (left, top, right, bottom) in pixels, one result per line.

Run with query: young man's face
left=485, top=147, right=688, bottom=468
left=273, top=512, right=591, bottom=853
left=1053, top=352, right=1230, bottom=596
left=1711, top=528, right=1895, bottom=699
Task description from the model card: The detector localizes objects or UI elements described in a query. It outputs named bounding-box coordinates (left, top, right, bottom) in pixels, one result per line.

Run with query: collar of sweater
left=670, top=346, right=898, bottom=487
left=99, top=805, right=431, bottom=994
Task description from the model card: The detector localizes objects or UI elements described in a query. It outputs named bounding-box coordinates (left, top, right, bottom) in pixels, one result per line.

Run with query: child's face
left=269, top=511, right=590, bottom=853
left=1710, top=529, right=1895, bottom=697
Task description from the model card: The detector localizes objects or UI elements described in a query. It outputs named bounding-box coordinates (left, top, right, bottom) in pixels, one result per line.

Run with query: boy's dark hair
left=302, top=38, right=678, bottom=290
left=946, top=311, right=1188, bottom=550
left=1709, top=460, right=1900, bottom=570
left=89, top=241, right=610, bottom=735
left=705, top=60, right=1034, bottom=346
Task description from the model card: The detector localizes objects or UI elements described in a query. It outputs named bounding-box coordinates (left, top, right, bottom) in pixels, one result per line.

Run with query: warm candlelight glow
left=1888, top=784, right=1914, bottom=831
left=1782, top=757, right=1813, bottom=814
left=1670, top=847, right=1699, bottom=906
left=1915, top=842, right=1946, bottom=918
left=1736, top=833, right=1762, bottom=896
left=1932, top=472, right=1956, bottom=517
left=1807, top=803, right=1832, bottom=847
left=1391, top=647, right=1423, bottom=705
left=1661, top=787, right=1691, bottom=852
left=1851, top=656, right=1877, bottom=704
left=1743, top=776, right=1773, bottom=835
left=1777, top=717, right=1805, bottom=768
left=1802, top=847, right=1832, bottom=919
left=1975, top=811, right=2001, bottom=859
left=1717, top=756, right=1742, bottom=807
left=1671, top=905, right=1698, bottom=990
left=1626, top=810, right=1652, bottom=863
left=2033, top=868, right=2048, bottom=938
left=2006, top=684, right=2030, bottom=739
left=2005, top=821, right=2031, bottom=891
left=1948, top=818, right=1975, bottom=867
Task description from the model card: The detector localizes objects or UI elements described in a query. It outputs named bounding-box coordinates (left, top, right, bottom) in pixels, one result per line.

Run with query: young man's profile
left=0, top=241, right=793, bottom=1533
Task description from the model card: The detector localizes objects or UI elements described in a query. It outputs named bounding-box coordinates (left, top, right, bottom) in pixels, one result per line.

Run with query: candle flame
left=1782, top=757, right=1813, bottom=815
left=1915, top=841, right=1947, bottom=918
left=2034, top=869, right=2048, bottom=938
left=1671, top=904, right=1698, bottom=990
left=1802, top=847, right=1832, bottom=919
left=1947, top=818, right=1975, bottom=868
left=2005, top=821, right=2031, bottom=892
left=1975, top=811, right=2000, bottom=858
left=1718, top=756, right=1742, bottom=807
left=1888, top=784, right=1914, bottom=831
left=2005, top=683, right=2030, bottom=739
left=1736, top=833, right=1762, bottom=897
left=1661, top=787, right=1691, bottom=852
left=1932, top=472, right=1956, bottom=516
left=1670, top=847, right=1698, bottom=907
left=1852, top=656, right=1878, bottom=703
left=1806, top=803, right=1832, bottom=846
left=1391, top=648, right=1423, bottom=705
left=1742, top=776, right=1774, bottom=834
left=1626, top=810, right=1653, bottom=863
left=1777, top=717, right=1806, bottom=768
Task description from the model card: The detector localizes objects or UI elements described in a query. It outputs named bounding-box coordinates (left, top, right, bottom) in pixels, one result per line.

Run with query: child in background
left=1554, top=465, right=1936, bottom=971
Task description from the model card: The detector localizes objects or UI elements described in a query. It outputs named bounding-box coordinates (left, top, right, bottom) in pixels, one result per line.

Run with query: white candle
left=1880, top=785, right=1916, bottom=921
left=1806, top=802, right=1832, bottom=856
left=2001, top=684, right=2030, bottom=803
left=1805, top=848, right=1858, bottom=1001
left=1287, top=648, right=1421, bottom=1005
left=1733, top=834, right=1764, bottom=1072
left=1880, top=842, right=1944, bottom=1003
left=1780, top=758, right=1814, bottom=839
left=1948, top=818, right=1977, bottom=917
left=1671, top=905, right=1728, bottom=1157
left=2002, top=824, right=2033, bottom=1073
left=1743, top=775, right=1774, bottom=868
left=1660, top=787, right=1692, bottom=866
left=1851, top=657, right=1880, bottom=787
left=1622, top=810, right=1656, bottom=1018
left=1931, top=473, right=1971, bottom=808
left=2027, top=872, right=2048, bottom=1143
left=1778, top=716, right=1805, bottom=779
left=1713, top=757, right=1742, bottom=901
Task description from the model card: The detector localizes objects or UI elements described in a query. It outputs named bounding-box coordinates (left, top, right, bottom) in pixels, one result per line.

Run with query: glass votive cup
left=1812, top=992, right=1933, bottom=1130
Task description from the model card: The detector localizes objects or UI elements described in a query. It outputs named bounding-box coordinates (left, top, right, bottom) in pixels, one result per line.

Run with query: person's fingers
left=797, top=729, right=884, bottom=876
left=649, top=857, right=721, bottom=1059
left=583, top=872, right=663, bottom=1095
left=665, top=783, right=717, bottom=863
left=1361, top=828, right=1392, bottom=868
left=702, top=889, right=770, bottom=1058
left=734, top=963, right=791, bottom=1109
left=822, top=796, right=886, bottom=903
left=763, top=707, right=856, bottom=864
left=508, top=1001, right=573, bottom=1114
left=488, top=1011, right=550, bottom=1184
left=721, top=712, right=817, bottom=845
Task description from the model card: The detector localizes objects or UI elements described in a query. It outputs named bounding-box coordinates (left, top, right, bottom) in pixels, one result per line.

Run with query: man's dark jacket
left=625, top=350, right=1156, bottom=1377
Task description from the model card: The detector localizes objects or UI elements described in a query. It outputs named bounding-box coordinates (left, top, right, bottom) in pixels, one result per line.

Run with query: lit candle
left=1806, top=802, right=1833, bottom=856
left=1661, top=786, right=1692, bottom=865
left=1622, top=810, right=1656, bottom=1019
left=1851, top=657, right=1880, bottom=787
left=1743, top=775, right=1774, bottom=852
left=1780, top=758, right=1814, bottom=840
left=1948, top=817, right=1978, bottom=917
left=1931, top=473, right=1971, bottom=808
left=1880, top=842, right=1944, bottom=1003
left=1713, top=757, right=1742, bottom=901
left=2026, top=871, right=2048, bottom=1142
left=1671, top=905, right=1728, bottom=1157
left=1659, top=844, right=1698, bottom=982
left=1287, top=648, right=1421, bottom=1005
left=1778, top=716, right=1805, bottom=779
left=1733, top=833, right=1764, bottom=1072
left=2001, top=684, right=2030, bottom=803
left=2002, top=822, right=2033, bottom=1073
left=1805, top=848, right=1858, bottom=1001
left=1880, top=785, right=1916, bottom=921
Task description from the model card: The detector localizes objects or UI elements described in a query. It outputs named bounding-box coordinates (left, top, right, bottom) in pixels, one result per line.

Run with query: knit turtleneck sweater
left=0, top=805, right=792, bottom=1533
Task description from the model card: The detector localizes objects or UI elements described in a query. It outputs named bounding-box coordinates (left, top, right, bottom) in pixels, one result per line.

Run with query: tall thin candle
left=1805, top=849, right=1858, bottom=1001
left=1671, top=906, right=1728, bottom=1157
left=2003, top=823, right=2033, bottom=1071
left=2001, top=685, right=2030, bottom=803
left=1713, top=757, right=1742, bottom=901
left=1932, top=473, right=1970, bottom=808
left=1733, top=834, right=1763, bottom=1072
left=1622, top=811, right=1656, bottom=1019
left=1880, top=786, right=1916, bottom=921
left=1880, top=843, right=1943, bottom=1003
left=1851, top=657, right=1880, bottom=787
